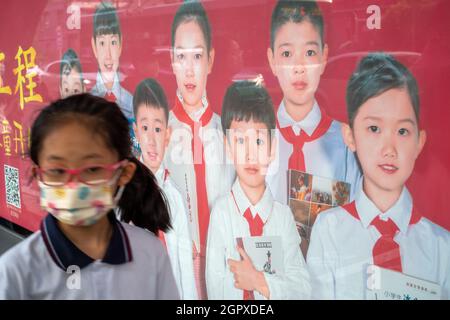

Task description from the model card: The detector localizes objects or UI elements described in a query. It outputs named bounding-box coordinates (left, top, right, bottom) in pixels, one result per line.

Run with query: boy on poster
left=165, top=1, right=235, bottom=299
left=206, top=81, right=310, bottom=300
left=59, top=48, right=85, bottom=98
left=307, top=53, right=450, bottom=299
left=266, top=0, right=360, bottom=205
left=132, top=78, right=197, bottom=300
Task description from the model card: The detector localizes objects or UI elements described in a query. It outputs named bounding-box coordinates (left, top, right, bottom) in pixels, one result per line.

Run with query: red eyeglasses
left=35, top=160, right=128, bottom=186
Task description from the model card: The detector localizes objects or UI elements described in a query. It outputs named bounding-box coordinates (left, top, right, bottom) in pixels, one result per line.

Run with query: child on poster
left=0, top=94, right=178, bottom=299
left=90, top=2, right=139, bottom=155
left=266, top=0, right=360, bottom=205
left=59, top=48, right=85, bottom=98
left=132, top=78, right=197, bottom=299
left=307, top=53, right=450, bottom=299
left=206, top=81, right=311, bottom=300
left=165, top=1, right=235, bottom=299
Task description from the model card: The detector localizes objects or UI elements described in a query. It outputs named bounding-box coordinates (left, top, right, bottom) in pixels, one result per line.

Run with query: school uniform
left=154, top=164, right=198, bottom=300
left=164, top=95, right=236, bottom=299
left=307, top=178, right=450, bottom=299
left=266, top=100, right=361, bottom=205
left=0, top=213, right=179, bottom=300
left=205, top=179, right=311, bottom=300
left=91, top=72, right=140, bottom=156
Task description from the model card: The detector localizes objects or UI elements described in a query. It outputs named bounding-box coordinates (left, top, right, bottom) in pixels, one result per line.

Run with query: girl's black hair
left=60, top=48, right=84, bottom=81
left=30, top=93, right=171, bottom=234
left=346, top=52, right=420, bottom=127
left=171, top=1, right=212, bottom=54
left=93, top=1, right=122, bottom=41
left=221, top=81, right=276, bottom=140
left=270, top=0, right=325, bottom=51
left=133, top=78, right=169, bottom=124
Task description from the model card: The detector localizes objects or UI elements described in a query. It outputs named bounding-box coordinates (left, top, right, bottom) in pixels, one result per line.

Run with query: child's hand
left=227, top=246, right=270, bottom=298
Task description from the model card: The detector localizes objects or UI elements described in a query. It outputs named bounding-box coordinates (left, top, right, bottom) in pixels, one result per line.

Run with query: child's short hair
left=221, top=81, right=276, bottom=137
left=133, top=78, right=169, bottom=124
left=270, top=0, right=324, bottom=51
left=171, top=1, right=212, bottom=54
left=60, top=49, right=83, bottom=83
left=346, top=52, right=420, bottom=127
left=93, top=2, right=121, bottom=40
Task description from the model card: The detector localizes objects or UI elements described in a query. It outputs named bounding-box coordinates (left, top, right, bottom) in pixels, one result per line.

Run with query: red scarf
left=277, top=106, right=332, bottom=171
left=342, top=201, right=422, bottom=272
left=172, top=98, right=213, bottom=255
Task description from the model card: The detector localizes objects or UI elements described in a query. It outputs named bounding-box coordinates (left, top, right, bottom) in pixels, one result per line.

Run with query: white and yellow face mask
left=38, top=179, right=125, bottom=226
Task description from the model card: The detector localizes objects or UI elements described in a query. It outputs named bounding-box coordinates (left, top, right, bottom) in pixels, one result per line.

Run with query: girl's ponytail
left=118, top=157, right=171, bottom=235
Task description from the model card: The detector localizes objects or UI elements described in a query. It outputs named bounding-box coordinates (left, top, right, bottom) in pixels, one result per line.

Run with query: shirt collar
left=354, top=177, right=413, bottom=234
left=40, top=212, right=133, bottom=271
left=277, top=100, right=322, bottom=136
left=231, top=179, right=273, bottom=223
left=154, top=164, right=165, bottom=188
left=176, top=90, right=209, bottom=122
left=94, top=72, right=121, bottom=97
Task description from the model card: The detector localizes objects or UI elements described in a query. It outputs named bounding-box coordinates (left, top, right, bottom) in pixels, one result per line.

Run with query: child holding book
left=206, top=81, right=311, bottom=300
left=307, top=53, right=450, bottom=299
left=266, top=0, right=360, bottom=204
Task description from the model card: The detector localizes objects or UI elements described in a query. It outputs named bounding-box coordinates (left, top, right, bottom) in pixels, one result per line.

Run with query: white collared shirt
left=165, top=108, right=236, bottom=253
left=154, top=165, right=198, bottom=300
left=206, top=179, right=311, bottom=300
left=307, top=177, right=450, bottom=299
left=0, top=221, right=179, bottom=299
left=266, top=100, right=361, bottom=205
left=91, top=72, right=134, bottom=119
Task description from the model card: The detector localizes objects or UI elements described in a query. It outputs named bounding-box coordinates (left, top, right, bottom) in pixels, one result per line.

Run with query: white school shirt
left=91, top=72, right=134, bottom=119
left=0, top=213, right=179, bottom=300
left=205, top=179, right=311, bottom=300
left=165, top=105, right=236, bottom=253
left=155, top=165, right=198, bottom=300
left=266, top=101, right=361, bottom=205
left=307, top=178, right=450, bottom=300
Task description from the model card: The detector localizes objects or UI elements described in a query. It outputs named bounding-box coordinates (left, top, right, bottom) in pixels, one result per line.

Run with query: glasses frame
left=35, top=159, right=129, bottom=186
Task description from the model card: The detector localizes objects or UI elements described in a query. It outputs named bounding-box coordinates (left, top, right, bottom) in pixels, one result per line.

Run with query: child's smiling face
left=171, top=20, right=214, bottom=110
left=134, top=104, right=170, bottom=174
left=343, top=88, right=426, bottom=197
left=92, top=33, right=122, bottom=85
left=226, top=119, right=275, bottom=191
left=60, top=68, right=84, bottom=98
left=268, top=21, right=328, bottom=110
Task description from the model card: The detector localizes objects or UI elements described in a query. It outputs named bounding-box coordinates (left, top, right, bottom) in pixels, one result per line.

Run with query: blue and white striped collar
left=40, top=212, right=133, bottom=271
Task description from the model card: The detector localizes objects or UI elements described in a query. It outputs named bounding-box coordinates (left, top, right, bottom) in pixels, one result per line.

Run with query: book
left=236, top=236, right=284, bottom=276
left=288, top=169, right=351, bottom=257
left=366, top=265, right=442, bottom=300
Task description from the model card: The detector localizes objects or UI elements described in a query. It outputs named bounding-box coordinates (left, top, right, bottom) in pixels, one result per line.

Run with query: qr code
left=4, top=165, right=21, bottom=209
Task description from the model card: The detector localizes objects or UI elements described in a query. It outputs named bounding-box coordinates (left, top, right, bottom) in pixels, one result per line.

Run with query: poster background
left=0, top=0, right=449, bottom=232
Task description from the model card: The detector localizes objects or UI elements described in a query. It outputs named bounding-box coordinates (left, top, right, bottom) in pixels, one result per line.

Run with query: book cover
left=236, top=236, right=284, bottom=276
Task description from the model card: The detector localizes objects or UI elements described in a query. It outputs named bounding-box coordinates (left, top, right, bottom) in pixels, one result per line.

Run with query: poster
left=0, top=0, right=449, bottom=237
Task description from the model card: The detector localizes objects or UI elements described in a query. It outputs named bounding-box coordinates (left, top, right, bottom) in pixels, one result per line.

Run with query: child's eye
left=155, top=127, right=161, bottom=133
left=194, top=53, right=202, bottom=60
left=398, top=128, right=409, bottom=136
left=142, top=125, right=148, bottom=132
left=99, top=40, right=105, bottom=47
left=256, top=138, right=264, bottom=146
left=85, top=166, right=102, bottom=174
left=112, top=40, right=117, bottom=46
left=368, top=126, right=380, bottom=133
left=281, top=50, right=291, bottom=58
left=306, top=50, right=317, bottom=57
left=177, top=53, right=184, bottom=60
left=46, top=168, right=66, bottom=176
left=236, top=137, right=245, bottom=145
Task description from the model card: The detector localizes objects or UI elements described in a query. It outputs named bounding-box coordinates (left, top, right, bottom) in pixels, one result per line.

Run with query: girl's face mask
left=36, top=161, right=128, bottom=226
left=38, top=179, right=125, bottom=226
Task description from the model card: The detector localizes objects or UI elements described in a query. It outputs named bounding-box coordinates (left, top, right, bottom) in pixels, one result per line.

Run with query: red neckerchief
left=342, top=201, right=422, bottom=272
left=277, top=106, right=333, bottom=171
left=172, top=97, right=213, bottom=255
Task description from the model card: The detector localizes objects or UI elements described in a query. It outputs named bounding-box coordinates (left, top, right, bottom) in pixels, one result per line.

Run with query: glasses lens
left=79, top=166, right=111, bottom=185
left=41, top=168, right=69, bottom=186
